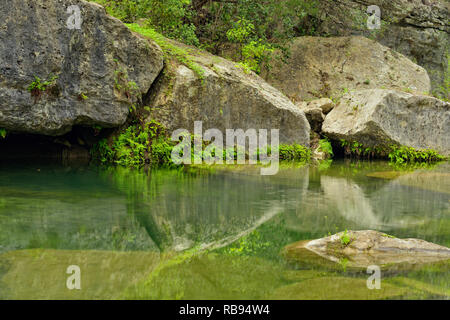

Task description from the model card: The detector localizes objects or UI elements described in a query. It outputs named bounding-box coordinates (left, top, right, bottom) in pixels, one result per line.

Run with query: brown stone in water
left=284, top=230, right=450, bottom=270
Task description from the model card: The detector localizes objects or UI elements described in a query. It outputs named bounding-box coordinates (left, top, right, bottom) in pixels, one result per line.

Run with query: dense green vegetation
left=91, top=121, right=311, bottom=168
left=91, top=121, right=174, bottom=167
left=339, top=139, right=446, bottom=164
left=90, top=0, right=319, bottom=73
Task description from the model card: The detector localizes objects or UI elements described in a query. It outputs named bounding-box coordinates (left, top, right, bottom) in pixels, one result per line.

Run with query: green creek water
left=0, top=160, right=449, bottom=300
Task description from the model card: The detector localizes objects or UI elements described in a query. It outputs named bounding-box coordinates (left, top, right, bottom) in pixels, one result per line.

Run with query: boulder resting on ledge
left=144, top=35, right=311, bottom=146
left=262, top=36, right=431, bottom=102
left=322, top=89, right=450, bottom=156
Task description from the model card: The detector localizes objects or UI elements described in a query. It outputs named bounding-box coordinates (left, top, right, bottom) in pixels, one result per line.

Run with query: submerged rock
left=262, top=36, right=430, bottom=102
left=322, top=89, right=450, bottom=155
left=284, top=230, right=450, bottom=270
left=0, top=0, right=164, bottom=135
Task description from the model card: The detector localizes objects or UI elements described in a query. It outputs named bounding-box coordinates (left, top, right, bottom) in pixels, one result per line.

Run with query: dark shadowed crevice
left=142, top=63, right=167, bottom=107
left=0, top=126, right=113, bottom=165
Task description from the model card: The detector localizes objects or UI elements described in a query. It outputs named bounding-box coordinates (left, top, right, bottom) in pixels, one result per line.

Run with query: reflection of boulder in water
left=284, top=230, right=450, bottom=271
left=320, top=173, right=449, bottom=230
left=367, top=163, right=450, bottom=195
left=320, top=176, right=382, bottom=228
left=396, top=171, right=450, bottom=195
left=121, top=166, right=310, bottom=252
left=369, top=172, right=450, bottom=229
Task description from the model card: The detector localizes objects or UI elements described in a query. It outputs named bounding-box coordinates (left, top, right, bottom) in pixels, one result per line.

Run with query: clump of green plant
left=0, top=128, right=7, bottom=139
left=339, top=257, right=349, bottom=272
left=224, top=231, right=271, bottom=257
left=388, top=145, right=446, bottom=164
left=126, top=24, right=205, bottom=81
left=318, top=138, right=334, bottom=158
left=278, top=144, right=312, bottom=162
left=91, top=120, right=175, bottom=167
left=27, top=75, right=59, bottom=102
left=340, top=140, right=384, bottom=159
left=340, top=229, right=352, bottom=247
left=78, top=92, right=88, bottom=101
left=338, top=140, right=446, bottom=164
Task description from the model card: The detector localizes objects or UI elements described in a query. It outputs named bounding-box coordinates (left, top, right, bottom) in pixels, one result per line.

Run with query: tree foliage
left=90, top=0, right=320, bottom=73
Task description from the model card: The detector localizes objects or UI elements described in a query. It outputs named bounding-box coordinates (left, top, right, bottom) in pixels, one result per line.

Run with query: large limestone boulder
left=314, top=0, right=449, bottom=98
left=284, top=230, right=450, bottom=270
left=322, top=89, right=450, bottom=155
left=145, top=39, right=310, bottom=146
left=0, top=0, right=164, bottom=136
left=262, top=36, right=431, bottom=102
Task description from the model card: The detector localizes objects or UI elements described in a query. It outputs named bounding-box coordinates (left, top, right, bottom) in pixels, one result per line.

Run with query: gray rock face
left=0, top=0, right=164, bottom=135
left=146, top=39, right=310, bottom=146
left=297, top=101, right=325, bottom=132
left=263, top=36, right=431, bottom=102
left=298, top=98, right=335, bottom=132
left=322, top=89, right=450, bottom=155
left=286, top=230, right=450, bottom=269
left=308, top=98, right=335, bottom=115
left=315, top=0, right=449, bottom=97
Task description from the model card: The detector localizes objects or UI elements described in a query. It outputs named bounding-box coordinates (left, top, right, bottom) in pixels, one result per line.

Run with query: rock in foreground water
left=284, top=230, right=450, bottom=269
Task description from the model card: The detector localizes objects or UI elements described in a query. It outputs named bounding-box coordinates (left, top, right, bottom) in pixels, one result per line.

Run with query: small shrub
left=318, top=138, right=334, bottom=158
left=340, top=229, right=351, bottom=247
left=27, top=75, right=59, bottom=102
left=78, top=92, right=89, bottom=101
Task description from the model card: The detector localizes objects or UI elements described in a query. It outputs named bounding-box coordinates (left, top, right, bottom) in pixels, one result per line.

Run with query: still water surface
left=0, top=160, right=449, bottom=299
